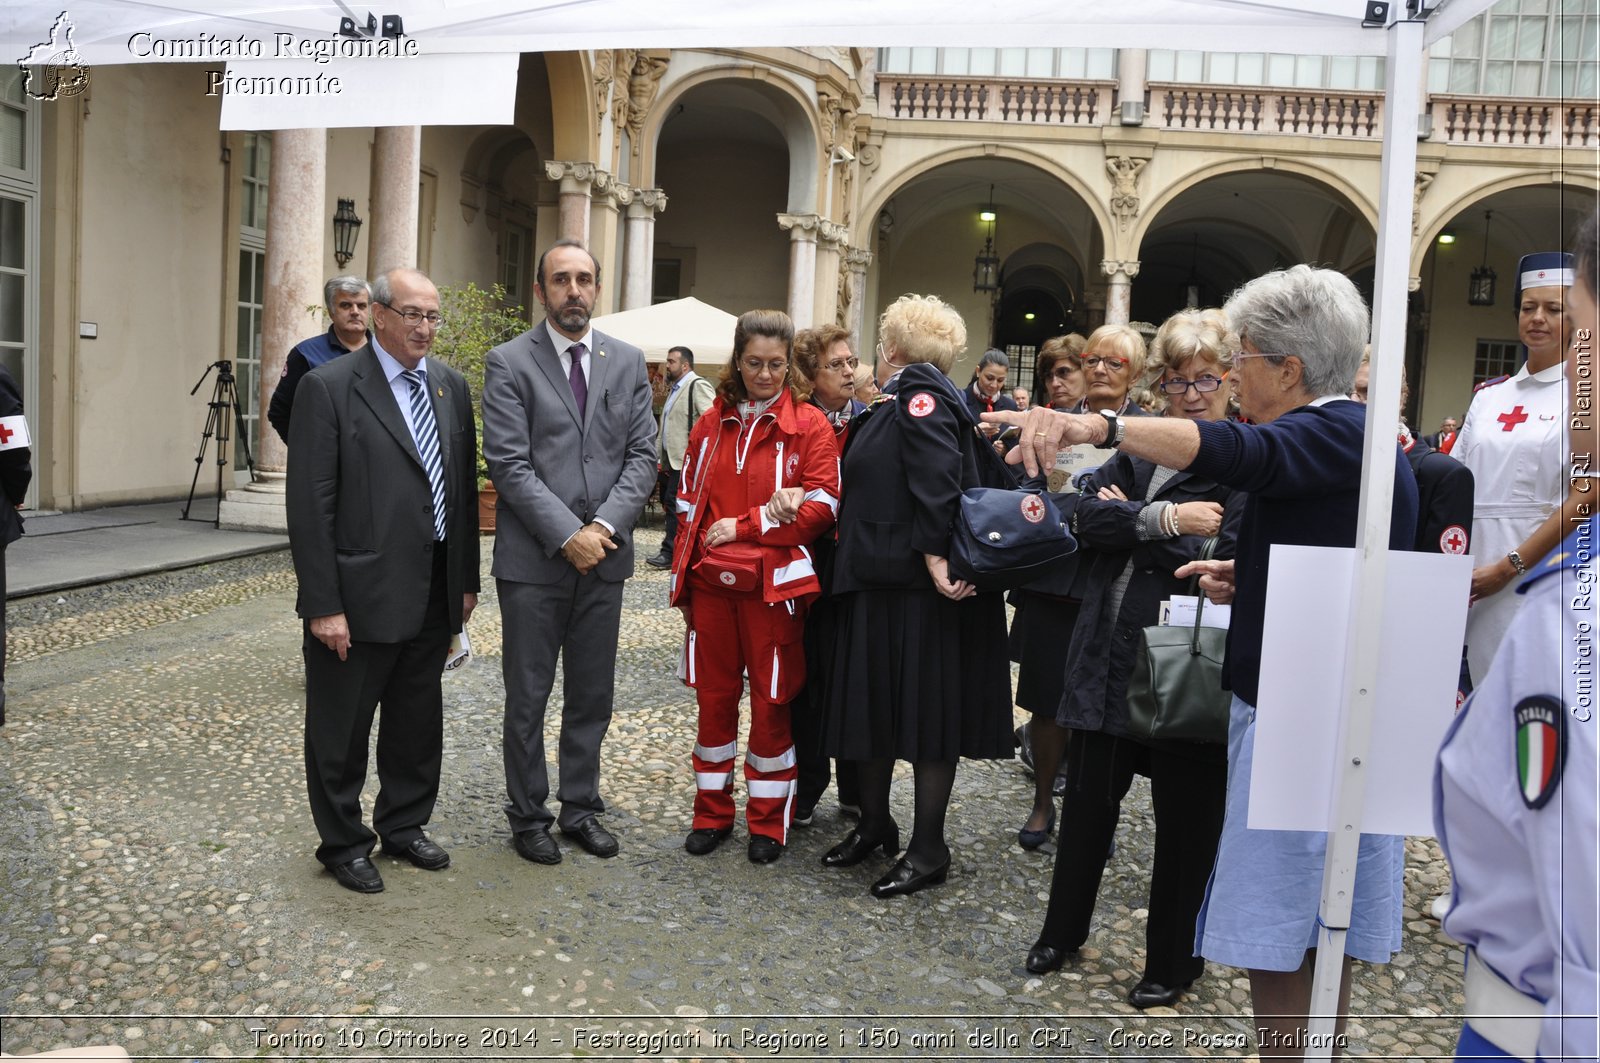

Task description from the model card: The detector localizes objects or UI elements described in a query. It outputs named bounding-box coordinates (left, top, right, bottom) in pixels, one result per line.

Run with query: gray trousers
left=499, top=571, right=624, bottom=832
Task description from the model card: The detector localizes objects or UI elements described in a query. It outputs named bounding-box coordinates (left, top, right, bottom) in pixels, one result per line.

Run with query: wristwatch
left=1507, top=549, right=1527, bottom=576
left=1096, top=409, right=1124, bottom=450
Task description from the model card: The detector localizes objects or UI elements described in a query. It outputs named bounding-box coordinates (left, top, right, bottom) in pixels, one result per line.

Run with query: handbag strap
left=1189, top=536, right=1219, bottom=655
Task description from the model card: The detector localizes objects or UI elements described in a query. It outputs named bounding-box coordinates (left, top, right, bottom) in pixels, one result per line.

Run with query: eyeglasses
left=742, top=359, right=789, bottom=376
left=1159, top=373, right=1227, bottom=395
left=1231, top=351, right=1289, bottom=362
left=1048, top=366, right=1082, bottom=381
left=379, top=302, right=443, bottom=328
left=1082, top=355, right=1129, bottom=371
left=824, top=357, right=860, bottom=373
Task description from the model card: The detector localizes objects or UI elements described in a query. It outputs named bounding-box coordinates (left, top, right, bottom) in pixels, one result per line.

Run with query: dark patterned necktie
left=400, top=369, right=447, bottom=541
left=568, top=342, right=588, bottom=423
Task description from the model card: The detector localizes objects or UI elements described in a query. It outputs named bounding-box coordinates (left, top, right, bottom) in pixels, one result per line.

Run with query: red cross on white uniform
left=1498, top=405, right=1530, bottom=431
left=1440, top=524, right=1468, bottom=555
left=1020, top=494, right=1046, bottom=523
left=907, top=392, right=936, bottom=418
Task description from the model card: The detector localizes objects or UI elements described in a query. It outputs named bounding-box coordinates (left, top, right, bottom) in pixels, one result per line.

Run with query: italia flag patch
left=0, top=414, right=30, bottom=451
left=1514, top=695, right=1566, bottom=809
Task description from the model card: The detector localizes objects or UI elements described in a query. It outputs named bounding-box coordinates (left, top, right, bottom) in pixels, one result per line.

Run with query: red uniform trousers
left=684, top=583, right=805, bottom=842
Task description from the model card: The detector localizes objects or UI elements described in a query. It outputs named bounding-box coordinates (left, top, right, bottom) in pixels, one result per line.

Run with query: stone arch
left=855, top=144, right=1113, bottom=256
left=638, top=64, right=823, bottom=212
left=545, top=51, right=597, bottom=161
left=1413, top=171, right=1600, bottom=277
left=1129, top=157, right=1378, bottom=254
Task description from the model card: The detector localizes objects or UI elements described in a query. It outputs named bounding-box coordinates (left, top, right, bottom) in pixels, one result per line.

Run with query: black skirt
left=823, top=587, right=1014, bottom=762
left=1008, top=591, right=1081, bottom=717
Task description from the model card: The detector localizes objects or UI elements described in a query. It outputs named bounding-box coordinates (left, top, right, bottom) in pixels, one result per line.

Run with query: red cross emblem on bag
left=1020, top=494, right=1046, bottom=523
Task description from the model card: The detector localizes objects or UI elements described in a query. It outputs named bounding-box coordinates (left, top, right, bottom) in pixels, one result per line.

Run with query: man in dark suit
left=0, top=363, right=31, bottom=728
left=286, top=267, right=480, bottom=894
left=482, top=239, right=657, bottom=865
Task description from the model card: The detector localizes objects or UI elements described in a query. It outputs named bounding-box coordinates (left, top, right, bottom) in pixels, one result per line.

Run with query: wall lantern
left=333, top=197, right=363, bottom=269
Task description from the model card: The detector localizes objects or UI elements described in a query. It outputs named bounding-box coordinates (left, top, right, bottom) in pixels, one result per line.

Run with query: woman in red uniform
left=668, top=309, right=840, bottom=863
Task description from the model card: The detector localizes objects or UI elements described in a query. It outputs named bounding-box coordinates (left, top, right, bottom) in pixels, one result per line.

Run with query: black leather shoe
left=747, top=836, right=783, bottom=863
left=561, top=818, right=620, bottom=858
left=645, top=550, right=671, bottom=569
left=869, top=855, right=949, bottom=898
left=1025, top=941, right=1075, bottom=974
left=329, top=856, right=384, bottom=893
left=684, top=826, right=732, bottom=855
left=821, top=824, right=899, bottom=868
left=511, top=827, right=562, bottom=865
left=382, top=835, right=451, bottom=870
left=1128, top=979, right=1192, bottom=1009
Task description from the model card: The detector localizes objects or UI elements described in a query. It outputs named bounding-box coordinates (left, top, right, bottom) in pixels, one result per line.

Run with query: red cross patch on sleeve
left=907, top=392, right=937, bottom=418
left=1439, top=525, right=1468, bottom=555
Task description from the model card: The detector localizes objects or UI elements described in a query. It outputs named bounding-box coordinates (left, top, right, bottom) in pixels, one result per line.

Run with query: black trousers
left=1039, top=727, right=1226, bottom=986
left=792, top=594, right=858, bottom=810
left=303, top=543, right=451, bottom=867
left=658, top=468, right=681, bottom=555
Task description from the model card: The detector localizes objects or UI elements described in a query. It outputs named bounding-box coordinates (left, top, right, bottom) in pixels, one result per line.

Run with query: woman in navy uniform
left=820, top=294, right=1014, bottom=898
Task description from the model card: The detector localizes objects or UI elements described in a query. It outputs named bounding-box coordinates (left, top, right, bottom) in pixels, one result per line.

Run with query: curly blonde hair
left=1147, top=309, right=1236, bottom=378
left=878, top=294, right=966, bottom=374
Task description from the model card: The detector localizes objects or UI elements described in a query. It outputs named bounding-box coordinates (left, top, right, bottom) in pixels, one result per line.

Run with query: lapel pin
left=437, top=387, right=444, bottom=397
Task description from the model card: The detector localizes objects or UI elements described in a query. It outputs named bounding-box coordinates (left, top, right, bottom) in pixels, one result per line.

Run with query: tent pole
left=1304, top=10, right=1426, bottom=1060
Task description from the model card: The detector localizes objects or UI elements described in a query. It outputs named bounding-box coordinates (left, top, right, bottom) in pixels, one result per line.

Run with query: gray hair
left=1223, top=265, right=1368, bottom=398
left=323, top=274, right=370, bottom=312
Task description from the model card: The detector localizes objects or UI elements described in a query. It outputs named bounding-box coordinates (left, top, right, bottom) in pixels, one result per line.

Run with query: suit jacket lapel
left=584, top=331, right=613, bottom=427
left=353, top=347, right=424, bottom=468
left=532, top=321, right=583, bottom=426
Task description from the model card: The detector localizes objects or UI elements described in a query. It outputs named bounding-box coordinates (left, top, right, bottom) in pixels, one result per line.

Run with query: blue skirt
left=1194, top=695, right=1405, bottom=971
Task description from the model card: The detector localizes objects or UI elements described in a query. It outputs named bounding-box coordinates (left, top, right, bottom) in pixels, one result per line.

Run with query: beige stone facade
left=2, top=38, right=1595, bottom=509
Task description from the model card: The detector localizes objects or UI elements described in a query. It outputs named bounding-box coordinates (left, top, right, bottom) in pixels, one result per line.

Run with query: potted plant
left=429, top=281, right=528, bottom=533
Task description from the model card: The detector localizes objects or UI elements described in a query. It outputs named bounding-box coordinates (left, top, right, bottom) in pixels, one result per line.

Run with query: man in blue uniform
left=1434, top=514, right=1598, bottom=1061
left=267, top=275, right=371, bottom=443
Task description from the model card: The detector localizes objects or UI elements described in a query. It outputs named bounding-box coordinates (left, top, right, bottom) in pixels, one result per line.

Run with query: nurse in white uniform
left=1453, top=252, right=1574, bottom=683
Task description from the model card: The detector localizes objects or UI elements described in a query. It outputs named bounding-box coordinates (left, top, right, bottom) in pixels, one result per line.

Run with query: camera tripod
left=181, top=359, right=257, bottom=526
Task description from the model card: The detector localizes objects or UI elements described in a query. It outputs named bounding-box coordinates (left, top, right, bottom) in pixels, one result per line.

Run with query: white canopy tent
left=1, top=1, right=1501, bottom=1052
left=588, top=297, right=739, bottom=363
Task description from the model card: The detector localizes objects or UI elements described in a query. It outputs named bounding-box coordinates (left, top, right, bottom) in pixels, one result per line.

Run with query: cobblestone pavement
left=0, top=530, right=1469, bottom=1060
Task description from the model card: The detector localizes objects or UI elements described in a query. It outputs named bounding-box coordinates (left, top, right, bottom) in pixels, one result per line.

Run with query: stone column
left=590, top=180, right=626, bottom=316
left=1100, top=260, right=1141, bottom=325
left=220, top=128, right=324, bottom=532
left=777, top=213, right=821, bottom=329
left=544, top=160, right=607, bottom=245
left=814, top=220, right=848, bottom=328
left=1117, top=49, right=1148, bottom=124
left=367, top=126, right=420, bottom=276
left=843, top=247, right=874, bottom=357
left=622, top=188, right=667, bottom=310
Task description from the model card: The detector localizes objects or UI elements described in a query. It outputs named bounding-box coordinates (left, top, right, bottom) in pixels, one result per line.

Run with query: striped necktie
left=401, top=368, right=448, bottom=541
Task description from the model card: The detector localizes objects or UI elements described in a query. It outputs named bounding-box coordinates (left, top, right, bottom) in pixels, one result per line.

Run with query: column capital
left=777, top=212, right=823, bottom=242
left=626, top=188, right=668, bottom=219
left=844, top=247, right=874, bottom=273
left=543, top=160, right=614, bottom=195
left=817, top=219, right=849, bottom=251
left=1100, top=259, right=1142, bottom=280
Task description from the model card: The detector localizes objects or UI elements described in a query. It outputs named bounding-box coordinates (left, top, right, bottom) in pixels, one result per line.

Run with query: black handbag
left=947, top=487, right=1078, bottom=592
left=1124, top=536, right=1230, bottom=744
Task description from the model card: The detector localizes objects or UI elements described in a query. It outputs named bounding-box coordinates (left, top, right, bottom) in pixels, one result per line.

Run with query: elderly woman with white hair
left=988, top=265, right=1419, bottom=1057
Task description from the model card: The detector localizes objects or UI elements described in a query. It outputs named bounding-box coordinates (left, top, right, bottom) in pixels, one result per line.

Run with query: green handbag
left=1124, top=537, right=1230, bottom=745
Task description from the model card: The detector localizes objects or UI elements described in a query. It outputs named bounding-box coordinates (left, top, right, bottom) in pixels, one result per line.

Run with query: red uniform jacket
left=669, top=389, right=840, bottom=608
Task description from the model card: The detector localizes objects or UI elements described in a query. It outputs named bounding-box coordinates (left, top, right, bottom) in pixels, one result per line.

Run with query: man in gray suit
left=287, top=267, right=480, bottom=894
left=482, top=240, right=657, bottom=864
